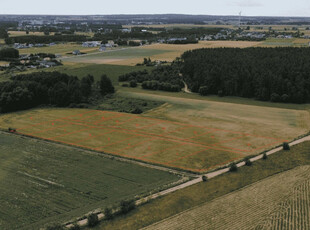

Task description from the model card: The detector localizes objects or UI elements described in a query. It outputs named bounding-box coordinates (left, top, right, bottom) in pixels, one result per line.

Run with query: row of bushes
left=202, top=142, right=290, bottom=180
left=141, top=80, right=181, bottom=92
left=46, top=199, right=136, bottom=229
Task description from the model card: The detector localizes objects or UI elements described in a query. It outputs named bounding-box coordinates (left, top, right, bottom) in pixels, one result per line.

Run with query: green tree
left=99, top=74, right=115, bottom=95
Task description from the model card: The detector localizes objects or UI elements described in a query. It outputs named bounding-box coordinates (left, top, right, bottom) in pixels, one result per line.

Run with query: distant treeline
left=0, top=72, right=114, bottom=113
left=181, top=47, right=310, bottom=103
left=160, top=27, right=222, bottom=38
left=5, top=35, right=87, bottom=44
left=94, top=27, right=222, bottom=43
left=119, top=65, right=183, bottom=92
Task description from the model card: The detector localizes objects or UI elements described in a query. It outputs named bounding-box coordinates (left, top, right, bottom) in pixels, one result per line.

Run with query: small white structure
left=82, top=41, right=101, bottom=47
left=99, top=46, right=106, bottom=51
left=72, top=50, right=81, bottom=55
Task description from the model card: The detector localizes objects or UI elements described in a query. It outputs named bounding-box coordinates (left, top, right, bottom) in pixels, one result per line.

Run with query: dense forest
left=181, top=47, right=310, bottom=103
left=119, top=65, right=183, bottom=92
left=0, top=72, right=114, bottom=113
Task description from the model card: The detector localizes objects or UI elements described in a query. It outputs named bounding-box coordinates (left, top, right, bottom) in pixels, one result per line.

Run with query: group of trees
left=0, top=48, right=19, bottom=60
left=5, top=35, right=87, bottom=44
left=0, top=27, right=8, bottom=39
left=119, top=65, right=183, bottom=92
left=0, top=72, right=114, bottom=113
left=181, top=47, right=310, bottom=103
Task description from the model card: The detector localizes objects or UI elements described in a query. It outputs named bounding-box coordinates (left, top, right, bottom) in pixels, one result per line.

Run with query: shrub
left=198, top=86, right=208, bottom=96
left=281, top=94, right=289, bottom=102
left=245, top=158, right=252, bottom=166
left=202, top=175, right=208, bottom=182
left=87, top=213, right=99, bottom=227
left=130, top=80, right=137, bottom=88
left=69, top=224, right=80, bottom=230
left=283, top=142, right=290, bottom=150
left=262, top=153, right=268, bottom=160
left=120, top=200, right=136, bottom=214
left=46, top=224, right=64, bottom=230
left=218, top=90, right=224, bottom=97
left=104, top=208, right=113, bottom=220
left=121, top=83, right=129, bottom=87
left=229, top=162, right=238, bottom=172
left=270, top=93, right=281, bottom=102
left=131, top=108, right=143, bottom=114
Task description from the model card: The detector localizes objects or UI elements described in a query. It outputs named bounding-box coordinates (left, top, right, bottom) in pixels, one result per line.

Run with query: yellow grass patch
left=0, top=103, right=302, bottom=173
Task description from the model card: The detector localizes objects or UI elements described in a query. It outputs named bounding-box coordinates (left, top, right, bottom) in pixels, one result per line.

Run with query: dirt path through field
left=182, top=81, right=192, bottom=94
left=67, top=134, right=310, bottom=228
left=143, top=165, right=310, bottom=230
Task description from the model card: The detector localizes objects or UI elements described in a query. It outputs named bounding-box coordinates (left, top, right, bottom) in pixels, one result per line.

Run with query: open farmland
left=144, top=166, right=310, bottom=230
left=62, top=47, right=171, bottom=65
left=18, top=43, right=99, bottom=56
left=0, top=131, right=180, bottom=229
left=8, top=31, right=55, bottom=37
left=1, top=63, right=152, bottom=84
left=0, top=106, right=296, bottom=172
left=62, top=41, right=260, bottom=65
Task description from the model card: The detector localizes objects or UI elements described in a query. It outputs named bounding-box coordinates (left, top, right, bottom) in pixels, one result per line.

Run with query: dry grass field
left=18, top=43, right=99, bottom=56
left=143, top=166, right=310, bottom=230
left=8, top=31, right=56, bottom=37
left=0, top=99, right=305, bottom=173
left=63, top=41, right=260, bottom=66
left=0, top=61, right=9, bottom=66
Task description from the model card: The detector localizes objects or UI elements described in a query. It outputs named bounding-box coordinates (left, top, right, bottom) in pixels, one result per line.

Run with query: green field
left=258, top=38, right=310, bottom=47
left=0, top=63, right=151, bottom=84
left=0, top=131, right=180, bottom=229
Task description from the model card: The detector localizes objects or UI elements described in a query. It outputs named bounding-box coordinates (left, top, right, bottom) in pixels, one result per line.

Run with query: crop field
left=8, top=31, right=56, bottom=37
left=1, top=63, right=152, bottom=84
left=0, top=108, right=288, bottom=172
left=62, top=47, right=172, bottom=65
left=18, top=43, right=99, bottom=56
left=0, top=132, right=180, bottom=229
left=144, top=165, right=310, bottom=230
left=61, top=41, right=260, bottom=65
left=258, top=38, right=310, bottom=47
left=0, top=61, right=9, bottom=66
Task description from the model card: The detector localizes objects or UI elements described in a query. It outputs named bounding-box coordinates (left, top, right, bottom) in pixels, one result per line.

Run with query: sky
left=1, top=0, right=310, bottom=17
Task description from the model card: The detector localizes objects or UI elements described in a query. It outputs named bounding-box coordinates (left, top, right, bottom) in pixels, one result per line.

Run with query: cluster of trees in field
left=0, top=27, right=8, bottom=39
left=0, top=48, right=19, bottom=61
left=5, top=35, right=87, bottom=44
left=119, top=65, right=183, bottom=92
left=181, top=47, right=310, bottom=103
left=0, top=72, right=114, bottom=113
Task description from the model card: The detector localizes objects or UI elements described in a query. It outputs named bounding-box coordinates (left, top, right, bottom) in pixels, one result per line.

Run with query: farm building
left=82, top=41, right=101, bottom=47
